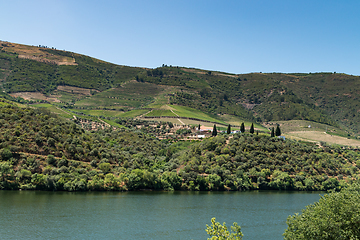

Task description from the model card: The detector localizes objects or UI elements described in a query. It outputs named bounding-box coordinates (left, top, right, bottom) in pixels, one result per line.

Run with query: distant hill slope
left=0, top=41, right=144, bottom=93
left=1, top=41, right=359, bottom=136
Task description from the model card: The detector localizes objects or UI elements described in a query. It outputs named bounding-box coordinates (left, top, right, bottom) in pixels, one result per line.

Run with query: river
left=0, top=190, right=323, bottom=239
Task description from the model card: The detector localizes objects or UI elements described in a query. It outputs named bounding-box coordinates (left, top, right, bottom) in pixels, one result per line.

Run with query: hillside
left=1, top=103, right=360, bottom=191
left=1, top=40, right=360, bottom=140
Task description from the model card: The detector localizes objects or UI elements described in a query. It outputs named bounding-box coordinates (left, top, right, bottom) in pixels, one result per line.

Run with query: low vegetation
left=0, top=104, right=359, bottom=192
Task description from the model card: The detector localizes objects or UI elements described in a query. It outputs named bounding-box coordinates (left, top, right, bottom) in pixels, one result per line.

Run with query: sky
left=1, top=0, right=360, bottom=75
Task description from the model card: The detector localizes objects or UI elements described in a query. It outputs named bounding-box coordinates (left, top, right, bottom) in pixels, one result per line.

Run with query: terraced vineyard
left=1, top=41, right=360, bottom=146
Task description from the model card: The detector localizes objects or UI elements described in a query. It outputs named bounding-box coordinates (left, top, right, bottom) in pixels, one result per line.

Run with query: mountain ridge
left=1, top=40, right=359, bottom=137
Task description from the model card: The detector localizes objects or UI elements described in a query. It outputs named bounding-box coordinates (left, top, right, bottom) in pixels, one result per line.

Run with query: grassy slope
left=118, top=109, right=149, bottom=118
left=170, top=105, right=227, bottom=124
left=145, top=109, right=177, bottom=117
left=283, top=73, right=360, bottom=134
left=74, top=81, right=166, bottom=109
left=32, top=103, right=73, bottom=118
left=0, top=41, right=145, bottom=93
left=2, top=41, right=360, bottom=138
left=71, top=109, right=148, bottom=118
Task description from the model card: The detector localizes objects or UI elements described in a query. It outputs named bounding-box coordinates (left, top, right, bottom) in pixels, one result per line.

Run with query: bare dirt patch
left=181, top=68, right=237, bottom=78
left=1, top=41, right=77, bottom=65
left=10, top=92, right=61, bottom=103
left=286, top=131, right=360, bottom=147
left=241, top=103, right=258, bottom=109
left=18, top=54, right=76, bottom=65
left=181, top=68, right=207, bottom=75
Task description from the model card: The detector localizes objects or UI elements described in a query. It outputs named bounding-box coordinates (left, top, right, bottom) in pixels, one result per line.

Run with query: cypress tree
left=240, top=123, right=245, bottom=133
left=198, top=124, right=201, bottom=131
left=212, top=124, right=217, bottom=136
left=250, top=123, right=254, bottom=134
left=275, top=125, right=281, bottom=136
left=271, top=127, right=275, bottom=137
left=227, top=124, right=231, bottom=134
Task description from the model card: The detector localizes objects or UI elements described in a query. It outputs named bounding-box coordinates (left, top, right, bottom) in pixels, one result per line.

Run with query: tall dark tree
left=227, top=124, right=231, bottom=134
left=275, top=125, right=281, bottom=136
left=271, top=127, right=275, bottom=137
left=198, top=124, right=201, bottom=131
left=212, top=124, right=217, bottom=136
left=240, top=123, right=245, bottom=133
left=250, top=123, right=254, bottom=134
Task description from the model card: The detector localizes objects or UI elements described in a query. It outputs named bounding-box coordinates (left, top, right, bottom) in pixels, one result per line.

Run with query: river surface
left=0, top=190, right=323, bottom=239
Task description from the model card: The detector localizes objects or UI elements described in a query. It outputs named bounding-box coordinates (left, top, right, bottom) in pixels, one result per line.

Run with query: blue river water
left=0, top=190, right=323, bottom=239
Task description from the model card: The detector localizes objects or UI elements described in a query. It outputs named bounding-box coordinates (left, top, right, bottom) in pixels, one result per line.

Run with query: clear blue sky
left=1, top=0, right=360, bottom=75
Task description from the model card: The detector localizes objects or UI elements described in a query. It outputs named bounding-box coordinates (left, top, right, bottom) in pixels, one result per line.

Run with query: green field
left=73, top=108, right=149, bottom=118
left=145, top=109, right=177, bottom=117
left=56, top=91, right=85, bottom=103
left=74, top=94, right=145, bottom=109
left=71, top=109, right=125, bottom=117
left=74, top=82, right=165, bottom=109
left=145, top=91, right=173, bottom=108
left=169, top=105, right=227, bottom=124
left=101, top=119, right=125, bottom=128
left=118, top=109, right=149, bottom=118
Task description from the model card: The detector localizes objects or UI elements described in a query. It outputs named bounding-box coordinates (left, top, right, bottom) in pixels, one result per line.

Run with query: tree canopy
left=275, top=125, right=281, bottom=136
left=250, top=123, right=254, bottom=134
left=284, top=183, right=360, bottom=240
left=212, top=124, right=218, bottom=136
left=240, top=123, right=245, bottom=133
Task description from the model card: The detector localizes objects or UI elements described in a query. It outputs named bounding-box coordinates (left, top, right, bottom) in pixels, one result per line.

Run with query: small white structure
left=199, top=126, right=213, bottom=132
left=308, top=125, right=311, bottom=128
left=197, top=135, right=205, bottom=139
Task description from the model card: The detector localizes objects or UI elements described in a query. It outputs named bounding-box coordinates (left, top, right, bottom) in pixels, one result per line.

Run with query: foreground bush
left=206, top=217, right=243, bottom=240
left=283, top=183, right=360, bottom=239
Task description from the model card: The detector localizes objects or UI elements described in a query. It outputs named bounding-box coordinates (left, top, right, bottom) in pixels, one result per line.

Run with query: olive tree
left=283, top=183, right=360, bottom=239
